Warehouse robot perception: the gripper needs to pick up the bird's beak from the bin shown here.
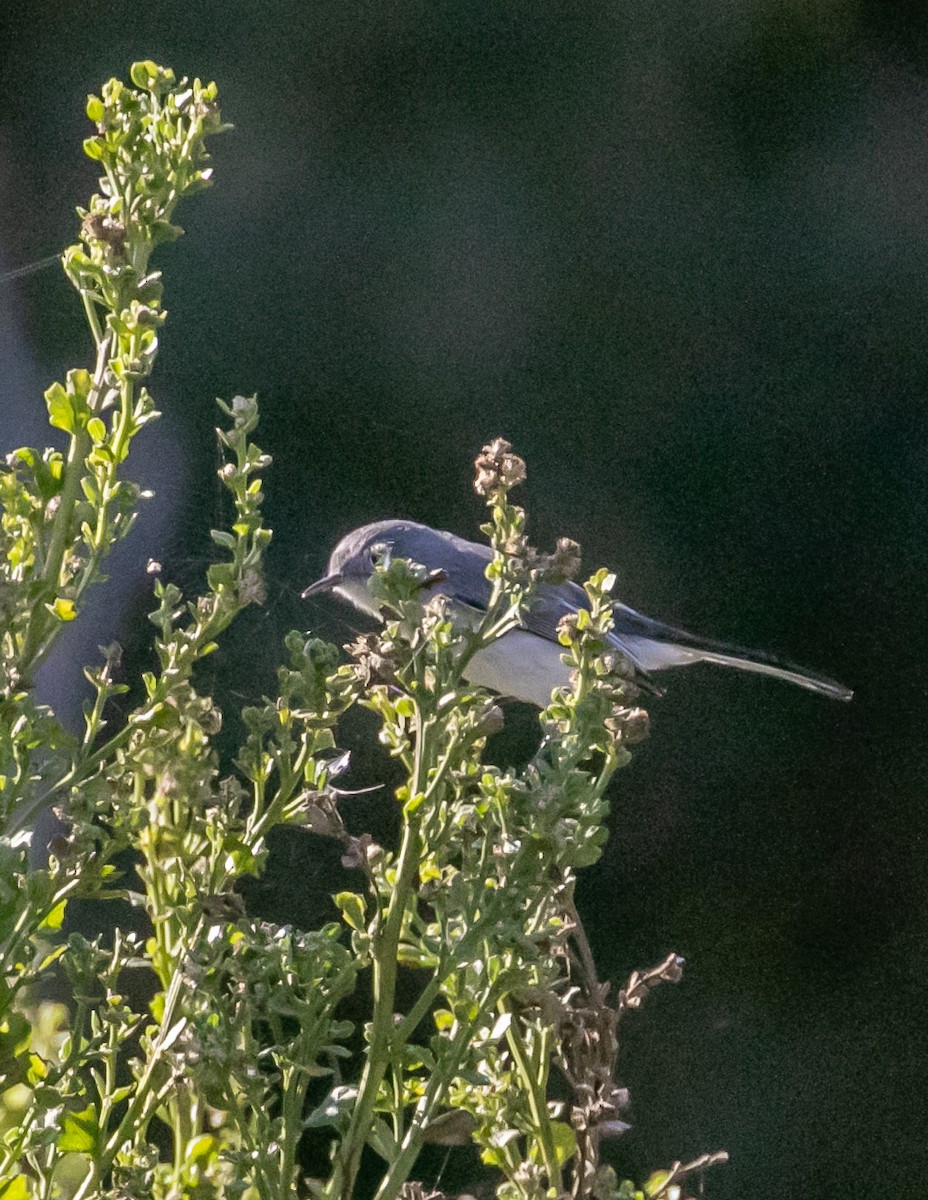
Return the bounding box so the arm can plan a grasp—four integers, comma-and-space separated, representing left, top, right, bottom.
301, 572, 343, 599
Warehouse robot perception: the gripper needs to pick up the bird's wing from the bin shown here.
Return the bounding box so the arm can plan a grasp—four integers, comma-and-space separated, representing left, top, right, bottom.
431, 542, 667, 674
521, 584, 665, 673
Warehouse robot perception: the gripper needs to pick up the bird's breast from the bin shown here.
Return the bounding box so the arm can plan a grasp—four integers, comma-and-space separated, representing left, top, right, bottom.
464, 630, 569, 708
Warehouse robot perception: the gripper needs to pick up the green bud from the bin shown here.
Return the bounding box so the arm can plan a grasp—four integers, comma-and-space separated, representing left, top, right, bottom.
129, 60, 160, 90
85, 95, 104, 124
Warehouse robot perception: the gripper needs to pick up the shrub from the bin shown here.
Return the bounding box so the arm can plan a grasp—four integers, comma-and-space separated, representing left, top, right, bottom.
0, 64, 725, 1200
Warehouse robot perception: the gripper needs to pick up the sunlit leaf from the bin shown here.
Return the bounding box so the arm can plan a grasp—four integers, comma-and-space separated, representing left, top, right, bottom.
58, 1103, 98, 1154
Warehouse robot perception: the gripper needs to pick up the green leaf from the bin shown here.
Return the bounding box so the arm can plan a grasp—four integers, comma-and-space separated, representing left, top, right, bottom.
397, 943, 439, 968
47, 598, 77, 622
82, 137, 104, 162
185, 1134, 218, 1165
403, 791, 425, 816
422, 1109, 477, 1146
37, 944, 67, 972
0, 1176, 32, 1199
26, 1053, 47, 1085
150, 219, 184, 245
129, 60, 159, 89
86, 417, 107, 443
85, 95, 104, 123
419, 859, 441, 884
549, 1120, 577, 1168
333, 892, 366, 931
40, 899, 67, 930
58, 1103, 99, 1154
644, 1170, 673, 1198
66, 368, 91, 401
44, 382, 76, 433
366, 1117, 396, 1161
0, 1012, 31, 1060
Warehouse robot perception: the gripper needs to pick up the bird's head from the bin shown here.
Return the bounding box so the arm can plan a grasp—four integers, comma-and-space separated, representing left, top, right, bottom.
302, 519, 446, 616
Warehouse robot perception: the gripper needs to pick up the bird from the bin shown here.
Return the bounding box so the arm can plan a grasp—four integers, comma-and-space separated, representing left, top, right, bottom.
302, 520, 853, 707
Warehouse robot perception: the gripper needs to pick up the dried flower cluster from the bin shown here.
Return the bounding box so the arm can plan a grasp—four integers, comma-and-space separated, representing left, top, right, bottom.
473, 437, 527, 496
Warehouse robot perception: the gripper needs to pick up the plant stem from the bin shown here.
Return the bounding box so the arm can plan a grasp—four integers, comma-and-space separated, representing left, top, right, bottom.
506, 1017, 562, 1192
277, 1064, 306, 1200
325, 710, 436, 1200
372, 981, 502, 1200
72, 968, 186, 1200
18, 331, 112, 677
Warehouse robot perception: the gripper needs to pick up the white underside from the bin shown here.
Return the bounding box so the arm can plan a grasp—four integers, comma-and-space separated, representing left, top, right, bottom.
465, 631, 571, 708
463, 632, 703, 706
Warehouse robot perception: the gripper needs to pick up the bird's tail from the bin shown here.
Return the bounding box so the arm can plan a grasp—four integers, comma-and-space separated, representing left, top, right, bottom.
609, 614, 853, 702
683, 645, 853, 701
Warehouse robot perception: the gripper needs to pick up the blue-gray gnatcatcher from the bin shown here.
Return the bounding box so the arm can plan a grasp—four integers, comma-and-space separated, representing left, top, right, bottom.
302, 520, 853, 706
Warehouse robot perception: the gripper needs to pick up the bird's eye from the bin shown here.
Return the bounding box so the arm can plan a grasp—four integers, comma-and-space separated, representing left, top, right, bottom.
368, 542, 392, 570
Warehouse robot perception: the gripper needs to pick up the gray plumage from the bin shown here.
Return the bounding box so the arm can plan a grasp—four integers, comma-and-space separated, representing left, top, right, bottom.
303, 520, 853, 706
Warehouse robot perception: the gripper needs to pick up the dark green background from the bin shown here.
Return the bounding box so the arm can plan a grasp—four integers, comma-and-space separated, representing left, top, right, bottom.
2, 3, 926, 1196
